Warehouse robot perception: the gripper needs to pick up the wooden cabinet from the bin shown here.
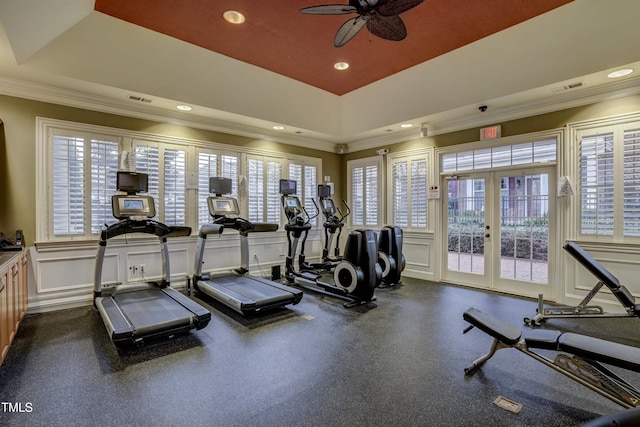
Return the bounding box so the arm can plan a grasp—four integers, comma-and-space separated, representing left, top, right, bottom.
0, 249, 28, 366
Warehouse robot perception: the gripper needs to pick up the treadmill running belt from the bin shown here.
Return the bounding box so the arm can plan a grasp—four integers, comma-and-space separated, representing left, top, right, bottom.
114, 289, 194, 335
208, 275, 295, 305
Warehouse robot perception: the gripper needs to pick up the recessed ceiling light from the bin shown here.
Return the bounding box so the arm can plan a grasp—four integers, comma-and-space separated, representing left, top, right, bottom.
334, 62, 349, 71
223, 10, 245, 24
273, 125, 285, 130
176, 105, 192, 111
400, 123, 413, 128
607, 68, 634, 78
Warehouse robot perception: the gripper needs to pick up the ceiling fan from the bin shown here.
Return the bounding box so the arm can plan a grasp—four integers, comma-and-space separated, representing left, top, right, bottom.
300, 0, 425, 47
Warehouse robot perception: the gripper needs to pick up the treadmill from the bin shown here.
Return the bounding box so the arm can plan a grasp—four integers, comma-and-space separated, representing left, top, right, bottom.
94, 171, 211, 348
192, 177, 302, 316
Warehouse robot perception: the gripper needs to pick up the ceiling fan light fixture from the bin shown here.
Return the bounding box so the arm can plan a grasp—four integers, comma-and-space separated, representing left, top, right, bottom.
223, 10, 246, 24
607, 68, 634, 78
334, 62, 349, 70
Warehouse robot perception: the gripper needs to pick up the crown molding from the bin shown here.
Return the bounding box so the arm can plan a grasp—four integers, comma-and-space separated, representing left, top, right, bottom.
2, 74, 640, 155
0, 76, 338, 153
347, 75, 640, 153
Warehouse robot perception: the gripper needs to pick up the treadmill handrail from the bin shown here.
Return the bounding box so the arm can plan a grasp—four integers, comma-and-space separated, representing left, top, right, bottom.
100, 219, 172, 241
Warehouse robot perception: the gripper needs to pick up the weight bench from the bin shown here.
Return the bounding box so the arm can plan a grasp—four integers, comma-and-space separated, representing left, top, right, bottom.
524, 242, 640, 325
463, 307, 640, 409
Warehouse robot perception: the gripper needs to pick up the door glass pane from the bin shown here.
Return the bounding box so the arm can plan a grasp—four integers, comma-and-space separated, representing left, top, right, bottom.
499, 174, 549, 283
447, 178, 485, 274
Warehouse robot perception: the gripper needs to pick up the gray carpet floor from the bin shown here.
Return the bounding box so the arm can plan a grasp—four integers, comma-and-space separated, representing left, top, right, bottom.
1, 278, 639, 426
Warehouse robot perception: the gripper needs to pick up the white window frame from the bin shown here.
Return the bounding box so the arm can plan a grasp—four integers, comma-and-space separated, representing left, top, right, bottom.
285, 157, 322, 227
133, 139, 188, 226
387, 149, 432, 232
36, 117, 322, 243
347, 156, 383, 229
568, 112, 640, 243
247, 154, 283, 225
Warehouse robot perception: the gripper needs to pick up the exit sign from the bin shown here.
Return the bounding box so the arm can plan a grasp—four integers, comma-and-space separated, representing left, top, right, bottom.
480, 125, 501, 140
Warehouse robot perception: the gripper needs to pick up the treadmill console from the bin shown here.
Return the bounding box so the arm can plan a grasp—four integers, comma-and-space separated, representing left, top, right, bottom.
208, 196, 240, 217
112, 171, 156, 220
112, 195, 155, 220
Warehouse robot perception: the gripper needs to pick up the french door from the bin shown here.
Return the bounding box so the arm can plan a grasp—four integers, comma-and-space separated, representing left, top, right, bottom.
444, 167, 555, 299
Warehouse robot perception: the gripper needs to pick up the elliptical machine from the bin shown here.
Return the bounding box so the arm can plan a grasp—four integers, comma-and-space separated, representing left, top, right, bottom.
280, 179, 380, 307
377, 225, 405, 287
314, 184, 350, 265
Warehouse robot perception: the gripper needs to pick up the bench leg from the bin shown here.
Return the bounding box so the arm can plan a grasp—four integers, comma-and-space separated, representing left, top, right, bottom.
465, 338, 511, 375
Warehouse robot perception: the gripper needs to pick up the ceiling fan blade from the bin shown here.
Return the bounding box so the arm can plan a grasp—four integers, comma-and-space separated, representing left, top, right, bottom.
334, 16, 367, 47
300, 5, 358, 15
366, 14, 407, 41
375, 0, 424, 17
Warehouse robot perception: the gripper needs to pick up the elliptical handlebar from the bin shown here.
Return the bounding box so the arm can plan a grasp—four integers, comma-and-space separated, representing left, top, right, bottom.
338, 200, 351, 221
304, 202, 319, 223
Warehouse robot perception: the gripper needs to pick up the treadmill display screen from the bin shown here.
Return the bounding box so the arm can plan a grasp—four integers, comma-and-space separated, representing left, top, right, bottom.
208, 196, 239, 216
124, 199, 144, 211
215, 200, 233, 212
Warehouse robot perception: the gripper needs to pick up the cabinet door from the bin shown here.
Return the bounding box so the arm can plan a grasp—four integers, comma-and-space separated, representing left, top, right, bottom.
11, 262, 19, 334
18, 254, 28, 320
0, 269, 8, 364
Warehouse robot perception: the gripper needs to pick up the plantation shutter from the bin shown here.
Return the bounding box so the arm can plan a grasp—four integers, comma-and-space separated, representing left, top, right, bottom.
198, 152, 217, 227
163, 148, 186, 225
411, 158, 427, 228
134, 144, 160, 219
288, 163, 317, 226
248, 158, 264, 223
90, 139, 119, 233
221, 154, 239, 198
351, 166, 364, 226
580, 132, 614, 236
52, 135, 85, 235
623, 127, 640, 236
304, 165, 317, 226
364, 165, 378, 226
248, 157, 282, 223
393, 161, 408, 227
266, 161, 282, 223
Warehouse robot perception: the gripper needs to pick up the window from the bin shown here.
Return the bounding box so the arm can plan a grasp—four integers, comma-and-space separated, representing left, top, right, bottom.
577, 120, 640, 240
288, 161, 318, 226
248, 155, 282, 224
390, 154, 428, 229
134, 141, 186, 225
442, 139, 556, 172
37, 118, 322, 243
197, 151, 217, 227
197, 151, 239, 228
348, 157, 382, 227
51, 130, 119, 239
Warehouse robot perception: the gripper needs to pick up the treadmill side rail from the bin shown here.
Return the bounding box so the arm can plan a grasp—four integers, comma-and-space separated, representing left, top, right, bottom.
163, 287, 212, 329
95, 296, 134, 343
